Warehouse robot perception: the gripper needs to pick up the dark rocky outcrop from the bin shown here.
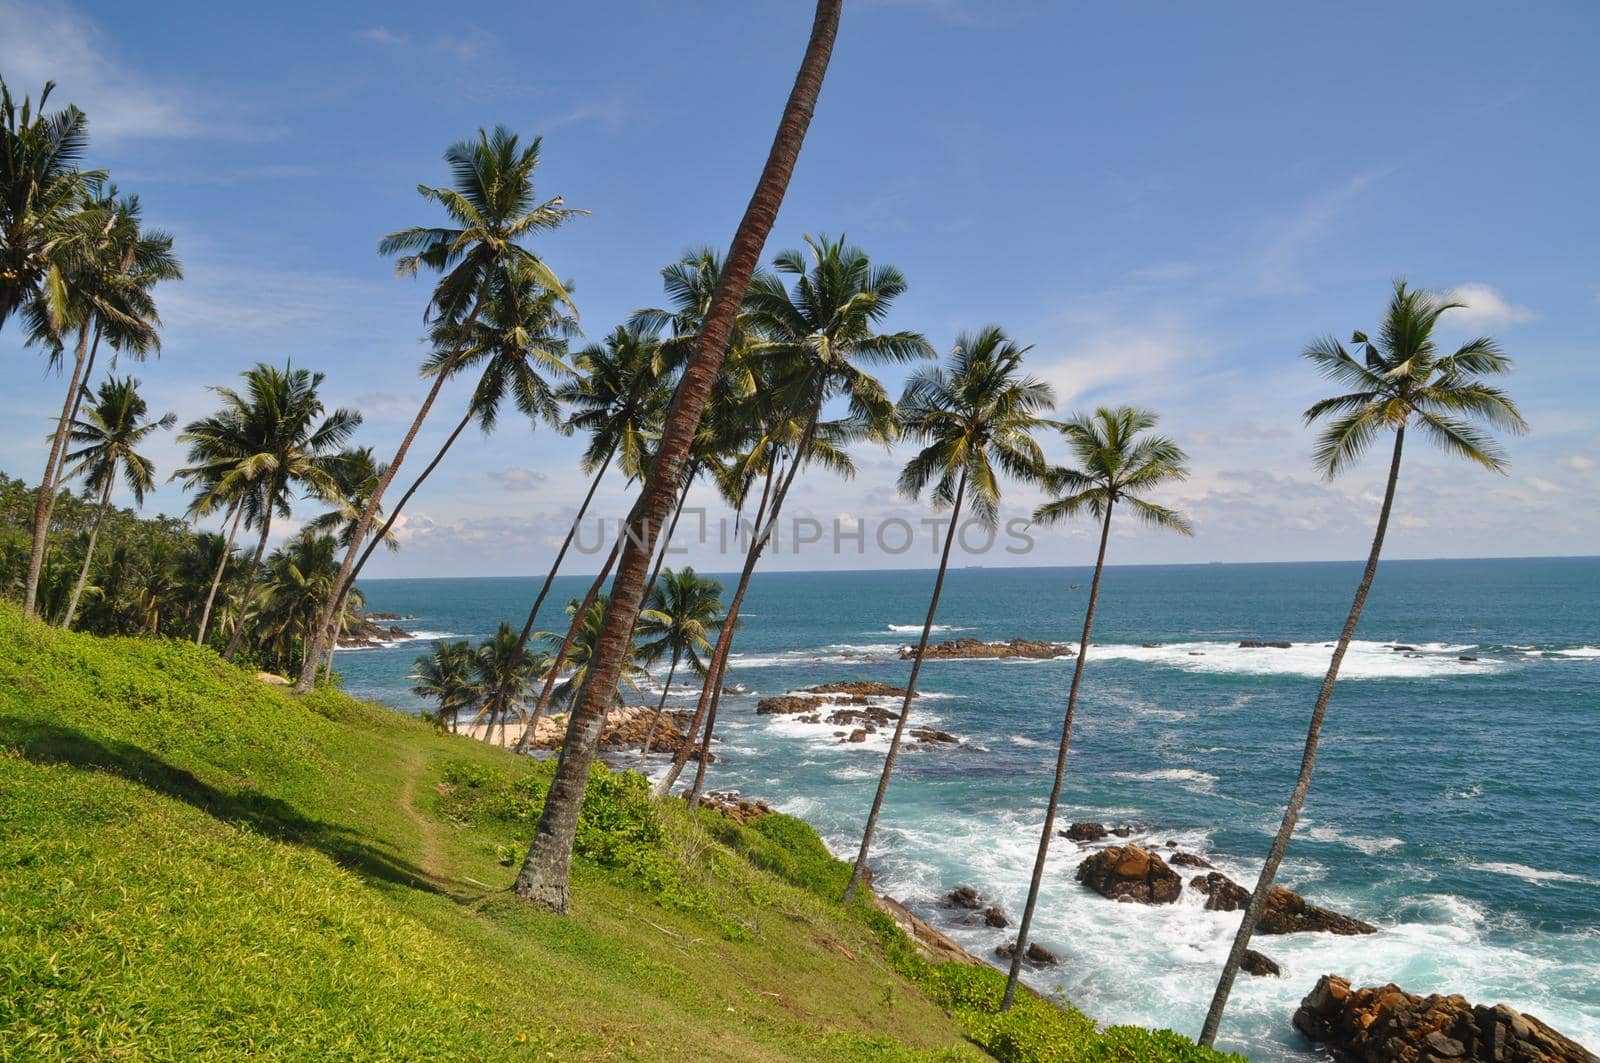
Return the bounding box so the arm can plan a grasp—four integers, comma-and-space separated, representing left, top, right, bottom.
336, 610, 415, 648
911, 728, 958, 745
846, 729, 868, 743
1241, 949, 1281, 977
947, 885, 983, 910
698, 791, 773, 825
806, 681, 911, 699
1239, 639, 1293, 649
756, 695, 816, 715
996, 940, 1058, 965
1293, 974, 1598, 1062
1169, 851, 1214, 869
905, 637, 1075, 661
1062, 821, 1108, 842
1076, 845, 1183, 904
1189, 873, 1376, 935
984, 906, 1009, 928
826, 707, 896, 728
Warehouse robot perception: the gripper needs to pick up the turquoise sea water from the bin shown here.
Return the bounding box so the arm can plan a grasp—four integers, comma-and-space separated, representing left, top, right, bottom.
340, 557, 1600, 1061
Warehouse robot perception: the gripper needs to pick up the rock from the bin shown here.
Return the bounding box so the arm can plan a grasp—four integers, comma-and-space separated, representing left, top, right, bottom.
906, 637, 1075, 661
1293, 974, 1598, 1062
1076, 845, 1183, 905
995, 940, 1059, 965
1141, 642, 1161, 648
1062, 821, 1108, 842
1392, 644, 1418, 652
1241, 949, 1280, 977
1239, 640, 1293, 649
335, 608, 414, 648
806, 681, 912, 698
1169, 851, 1214, 869
1459, 655, 1479, 662
1111, 825, 1134, 838
984, 906, 1009, 928
698, 790, 773, 825
1189, 873, 1376, 935
256, 671, 290, 685
911, 728, 958, 745
756, 695, 816, 715
826, 707, 896, 728
947, 886, 983, 910
846, 729, 868, 743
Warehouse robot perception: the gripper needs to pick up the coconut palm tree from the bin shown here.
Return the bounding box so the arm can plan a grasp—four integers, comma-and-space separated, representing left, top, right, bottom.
1001, 406, 1193, 1010
0, 78, 104, 331
177, 362, 360, 661
511, 0, 843, 913
1197, 282, 1527, 1045
541, 594, 651, 716
636, 567, 724, 764
307, 448, 397, 552
411, 640, 479, 733
295, 126, 583, 693
57, 376, 175, 628
253, 532, 361, 675
843, 327, 1055, 903
21, 187, 179, 616
470, 621, 548, 745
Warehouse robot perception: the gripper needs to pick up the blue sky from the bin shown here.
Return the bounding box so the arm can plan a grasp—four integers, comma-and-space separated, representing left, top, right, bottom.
3, 0, 1596, 575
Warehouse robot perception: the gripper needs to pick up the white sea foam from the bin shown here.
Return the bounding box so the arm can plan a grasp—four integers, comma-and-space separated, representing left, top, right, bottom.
1470, 862, 1600, 886
886, 623, 967, 633
1088, 639, 1503, 680
1111, 768, 1218, 795
1302, 826, 1405, 854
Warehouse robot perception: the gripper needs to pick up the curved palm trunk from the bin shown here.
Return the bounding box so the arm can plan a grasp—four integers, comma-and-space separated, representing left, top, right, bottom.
223, 510, 275, 661
61, 472, 115, 629
511, 0, 840, 913
1198, 426, 1405, 1046
1001, 501, 1115, 1011
637, 648, 682, 766
24, 320, 92, 616
841, 470, 967, 902
195, 503, 244, 646
643, 461, 697, 603
653, 457, 779, 798
509, 529, 623, 751
295, 303, 486, 694
488, 449, 615, 727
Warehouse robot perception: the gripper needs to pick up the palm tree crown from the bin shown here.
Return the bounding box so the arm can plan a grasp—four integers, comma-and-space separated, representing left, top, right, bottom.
636, 567, 724, 677
897, 326, 1056, 526
1034, 406, 1193, 533
63, 376, 175, 505
1303, 280, 1528, 478
559, 322, 672, 480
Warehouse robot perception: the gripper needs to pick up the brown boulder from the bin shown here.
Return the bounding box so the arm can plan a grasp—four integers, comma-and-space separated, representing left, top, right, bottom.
911, 728, 958, 745
1076, 845, 1182, 904
1189, 873, 1376, 935
907, 637, 1075, 661
806, 681, 911, 698
846, 729, 868, 743
1062, 821, 1108, 842
1239, 639, 1293, 649
1241, 949, 1280, 977
947, 885, 983, 909
984, 906, 1009, 928
756, 695, 816, 715
1170, 851, 1214, 869
698, 790, 773, 825
995, 940, 1059, 965
1293, 974, 1597, 1062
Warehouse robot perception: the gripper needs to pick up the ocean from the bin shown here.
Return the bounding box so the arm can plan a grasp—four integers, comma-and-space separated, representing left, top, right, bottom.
337, 556, 1600, 1061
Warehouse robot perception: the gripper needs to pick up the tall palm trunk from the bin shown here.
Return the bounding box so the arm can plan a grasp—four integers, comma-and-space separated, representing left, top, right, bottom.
638, 647, 682, 765
643, 461, 697, 602
294, 302, 486, 693
509, 528, 624, 747
487, 449, 615, 727
60, 471, 115, 629
1198, 426, 1406, 1046
1002, 501, 1115, 1010
24, 320, 92, 616
223, 508, 275, 661
842, 470, 967, 901
511, 0, 840, 913
196, 503, 244, 646
654, 457, 779, 798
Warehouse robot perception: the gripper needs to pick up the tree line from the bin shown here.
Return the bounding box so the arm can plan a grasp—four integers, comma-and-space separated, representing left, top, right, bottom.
0, 2, 1527, 1044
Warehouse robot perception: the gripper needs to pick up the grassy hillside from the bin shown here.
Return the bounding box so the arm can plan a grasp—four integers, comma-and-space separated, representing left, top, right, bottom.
0, 604, 1238, 1062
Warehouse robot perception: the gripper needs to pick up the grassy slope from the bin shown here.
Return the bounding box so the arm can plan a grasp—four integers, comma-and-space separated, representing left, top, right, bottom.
0, 605, 1237, 1062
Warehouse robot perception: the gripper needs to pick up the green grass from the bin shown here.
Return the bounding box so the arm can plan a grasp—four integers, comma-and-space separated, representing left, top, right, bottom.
0, 604, 1240, 1061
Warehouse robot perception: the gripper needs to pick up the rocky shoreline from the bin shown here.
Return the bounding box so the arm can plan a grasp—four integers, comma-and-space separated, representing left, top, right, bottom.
755, 680, 961, 747
337, 609, 418, 649
901, 636, 1075, 660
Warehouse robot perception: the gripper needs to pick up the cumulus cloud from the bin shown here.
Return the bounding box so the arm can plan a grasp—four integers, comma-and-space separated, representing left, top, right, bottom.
1444, 284, 1535, 327
487, 468, 549, 493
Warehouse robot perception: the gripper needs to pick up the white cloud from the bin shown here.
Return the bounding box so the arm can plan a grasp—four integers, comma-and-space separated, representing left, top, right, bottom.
1562, 454, 1594, 472
1444, 284, 1535, 327
358, 26, 407, 46
487, 468, 549, 493
0, 0, 280, 141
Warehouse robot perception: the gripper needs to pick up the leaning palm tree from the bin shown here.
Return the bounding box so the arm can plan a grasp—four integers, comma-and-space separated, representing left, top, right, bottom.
512, 0, 843, 913
253, 532, 360, 675
177, 362, 360, 660
21, 187, 179, 616
0, 78, 104, 330
636, 567, 724, 764
57, 376, 175, 628
1197, 281, 1527, 1046
411, 640, 479, 733
843, 327, 1055, 902
295, 126, 583, 693
1001, 406, 1193, 1010
541, 594, 651, 717
470, 621, 548, 745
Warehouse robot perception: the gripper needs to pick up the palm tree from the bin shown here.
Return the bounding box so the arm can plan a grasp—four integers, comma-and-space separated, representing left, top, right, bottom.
511, 0, 843, 913
21, 187, 179, 616
0, 78, 104, 330
471, 622, 548, 745
253, 532, 361, 675
1197, 282, 1527, 1045
636, 567, 724, 764
177, 362, 360, 661
657, 234, 932, 801
307, 448, 396, 552
541, 594, 650, 716
843, 328, 1055, 902
57, 376, 175, 628
411, 640, 479, 733
1001, 406, 1193, 1009
295, 127, 583, 693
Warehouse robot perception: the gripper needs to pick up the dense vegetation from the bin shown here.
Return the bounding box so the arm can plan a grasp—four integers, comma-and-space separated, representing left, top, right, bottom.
0, 603, 1242, 1061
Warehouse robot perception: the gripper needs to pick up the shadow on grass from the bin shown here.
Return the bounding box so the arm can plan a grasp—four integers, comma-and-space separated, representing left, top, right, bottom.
3, 715, 444, 896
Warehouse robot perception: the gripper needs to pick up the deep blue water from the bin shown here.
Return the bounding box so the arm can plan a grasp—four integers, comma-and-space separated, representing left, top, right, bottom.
339, 557, 1600, 1060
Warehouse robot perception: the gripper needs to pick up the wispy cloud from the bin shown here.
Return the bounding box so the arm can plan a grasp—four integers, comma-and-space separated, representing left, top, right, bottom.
550, 90, 629, 131
487, 468, 549, 493
1444, 283, 1535, 327
357, 26, 407, 46
0, 0, 283, 141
